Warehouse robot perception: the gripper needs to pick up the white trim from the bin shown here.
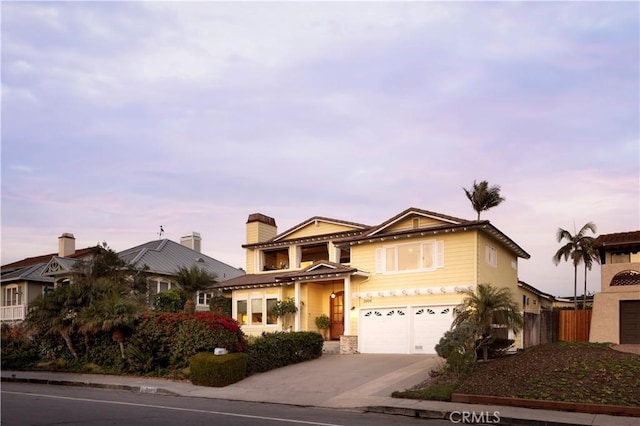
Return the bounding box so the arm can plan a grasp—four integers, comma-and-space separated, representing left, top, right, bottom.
353, 284, 472, 299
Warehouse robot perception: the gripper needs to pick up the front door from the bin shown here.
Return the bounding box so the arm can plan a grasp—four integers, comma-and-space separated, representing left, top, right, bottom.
330, 291, 344, 340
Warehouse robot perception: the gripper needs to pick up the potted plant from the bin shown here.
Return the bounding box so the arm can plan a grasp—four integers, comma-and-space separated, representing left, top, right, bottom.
270, 298, 299, 331
315, 314, 331, 340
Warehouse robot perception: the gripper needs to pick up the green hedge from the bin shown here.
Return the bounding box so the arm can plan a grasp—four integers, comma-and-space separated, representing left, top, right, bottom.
190, 352, 247, 387
1, 324, 39, 370
247, 331, 323, 374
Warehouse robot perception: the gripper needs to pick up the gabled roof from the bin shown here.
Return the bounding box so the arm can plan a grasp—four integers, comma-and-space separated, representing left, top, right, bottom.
341, 213, 530, 259
243, 216, 370, 249
273, 216, 370, 242
365, 207, 470, 237
593, 231, 640, 251
42, 256, 81, 277
118, 239, 244, 281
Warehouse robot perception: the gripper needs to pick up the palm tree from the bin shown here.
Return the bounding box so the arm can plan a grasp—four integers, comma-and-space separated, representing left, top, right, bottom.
579, 237, 599, 308
552, 222, 597, 310
173, 265, 217, 313
79, 292, 144, 358
452, 283, 524, 361
463, 180, 505, 220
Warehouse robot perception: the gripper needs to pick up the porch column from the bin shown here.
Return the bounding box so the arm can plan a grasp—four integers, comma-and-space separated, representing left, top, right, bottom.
294, 281, 301, 331
343, 275, 351, 335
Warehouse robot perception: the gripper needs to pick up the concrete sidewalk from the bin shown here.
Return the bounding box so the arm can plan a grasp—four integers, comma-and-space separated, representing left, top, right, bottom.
2, 354, 638, 426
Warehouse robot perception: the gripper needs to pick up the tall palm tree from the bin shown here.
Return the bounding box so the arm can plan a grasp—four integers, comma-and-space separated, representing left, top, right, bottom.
174, 265, 217, 313
452, 283, 523, 361
552, 222, 597, 310
579, 237, 599, 308
463, 180, 506, 220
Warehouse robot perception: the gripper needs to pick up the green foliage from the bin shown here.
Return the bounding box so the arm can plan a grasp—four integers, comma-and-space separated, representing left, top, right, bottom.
435, 323, 479, 379
209, 295, 232, 317
132, 312, 247, 372
270, 298, 298, 317
314, 314, 331, 330
392, 383, 456, 401
1, 324, 39, 370
452, 283, 523, 361
463, 180, 505, 220
173, 265, 217, 306
190, 352, 248, 387
153, 288, 186, 313
247, 331, 323, 374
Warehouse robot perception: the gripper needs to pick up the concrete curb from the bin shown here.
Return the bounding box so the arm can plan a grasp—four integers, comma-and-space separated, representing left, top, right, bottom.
1, 376, 179, 396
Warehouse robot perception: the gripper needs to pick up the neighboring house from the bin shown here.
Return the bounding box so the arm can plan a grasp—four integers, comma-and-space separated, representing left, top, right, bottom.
590, 230, 640, 344
2, 232, 245, 322
1, 233, 95, 323
117, 233, 245, 310
518, 280, 556, 348
217, 208, 531, 354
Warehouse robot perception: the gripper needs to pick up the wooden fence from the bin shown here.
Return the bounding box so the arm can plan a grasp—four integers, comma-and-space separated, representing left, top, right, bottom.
558, 309, 592, 342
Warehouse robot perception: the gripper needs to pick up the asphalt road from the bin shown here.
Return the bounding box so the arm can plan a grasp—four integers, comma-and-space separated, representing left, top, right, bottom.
1, 382, 453, 426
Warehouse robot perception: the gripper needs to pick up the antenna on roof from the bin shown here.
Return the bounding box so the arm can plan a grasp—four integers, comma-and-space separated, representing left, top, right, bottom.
159, 226, 165, 239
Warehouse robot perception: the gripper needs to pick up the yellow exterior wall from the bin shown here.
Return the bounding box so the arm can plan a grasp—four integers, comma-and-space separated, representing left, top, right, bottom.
282, 221, 360, 240
476, 233, 519, 293
384, 215, 449, 233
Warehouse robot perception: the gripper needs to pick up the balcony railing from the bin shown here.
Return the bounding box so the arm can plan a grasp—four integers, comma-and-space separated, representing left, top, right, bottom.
1, 305, 26, 322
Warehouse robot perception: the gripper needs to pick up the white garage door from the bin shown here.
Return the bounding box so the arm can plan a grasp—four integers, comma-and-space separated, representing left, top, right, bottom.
359, 305, 455, 354
412, 306, 455, 354
359, 308, 408, 353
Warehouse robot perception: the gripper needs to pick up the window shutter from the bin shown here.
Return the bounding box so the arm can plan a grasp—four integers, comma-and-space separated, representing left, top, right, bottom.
375, 248, 384, 273
436, 240, 445, 268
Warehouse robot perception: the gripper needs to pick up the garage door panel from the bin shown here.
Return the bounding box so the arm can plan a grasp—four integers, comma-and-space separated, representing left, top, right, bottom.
359, 308, 408, 353
412, 306, 455, 354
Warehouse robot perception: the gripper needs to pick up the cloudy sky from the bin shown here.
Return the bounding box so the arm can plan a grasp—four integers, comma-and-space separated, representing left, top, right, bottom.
2, 2, 638, 296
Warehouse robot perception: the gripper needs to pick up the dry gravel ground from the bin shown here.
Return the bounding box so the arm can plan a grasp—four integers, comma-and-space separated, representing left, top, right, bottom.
454, 342, 640, 407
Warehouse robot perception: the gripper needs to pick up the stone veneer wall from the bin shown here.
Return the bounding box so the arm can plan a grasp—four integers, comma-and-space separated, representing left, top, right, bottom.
340, 335, 358, 354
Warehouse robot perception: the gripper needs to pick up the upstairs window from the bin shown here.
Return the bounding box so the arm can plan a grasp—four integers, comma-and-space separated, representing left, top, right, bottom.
485, 245, 498, 268
376, 240, 444, 273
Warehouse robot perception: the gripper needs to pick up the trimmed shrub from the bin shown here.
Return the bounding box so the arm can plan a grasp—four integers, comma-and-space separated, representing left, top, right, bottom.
247, 331, 323, 374
209, 295, 232, 317
190, 352, 248, 387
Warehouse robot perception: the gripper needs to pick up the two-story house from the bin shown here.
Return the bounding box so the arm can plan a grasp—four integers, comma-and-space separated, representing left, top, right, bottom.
217, 207, 531, 354
590, 230, 640, 344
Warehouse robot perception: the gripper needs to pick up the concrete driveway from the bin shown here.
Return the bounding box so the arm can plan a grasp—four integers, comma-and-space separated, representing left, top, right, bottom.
183, 353, 444, 408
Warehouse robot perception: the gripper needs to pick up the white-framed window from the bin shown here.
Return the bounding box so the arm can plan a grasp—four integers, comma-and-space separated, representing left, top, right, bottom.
485, 245, 497, 268
375, 240, 444, 273
197, 291, 213, 306
4, 286, 21, 306
234, 291, 279, 326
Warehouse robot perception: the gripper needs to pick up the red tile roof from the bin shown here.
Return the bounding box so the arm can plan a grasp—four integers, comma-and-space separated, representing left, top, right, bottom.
593, 231, 640, 250
1, 247, 96, 271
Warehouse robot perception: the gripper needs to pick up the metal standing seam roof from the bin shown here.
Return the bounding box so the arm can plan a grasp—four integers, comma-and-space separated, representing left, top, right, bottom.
0, 262, 53, 284
118, 239, 245, 281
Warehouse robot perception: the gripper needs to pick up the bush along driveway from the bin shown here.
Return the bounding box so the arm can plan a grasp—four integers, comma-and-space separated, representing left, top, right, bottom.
395, 342, 640, 415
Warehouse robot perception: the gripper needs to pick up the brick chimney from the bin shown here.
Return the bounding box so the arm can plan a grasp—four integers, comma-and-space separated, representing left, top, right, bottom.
58, 233, 76, 257
246, 213, 277, 244
180, 232, 202, 252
